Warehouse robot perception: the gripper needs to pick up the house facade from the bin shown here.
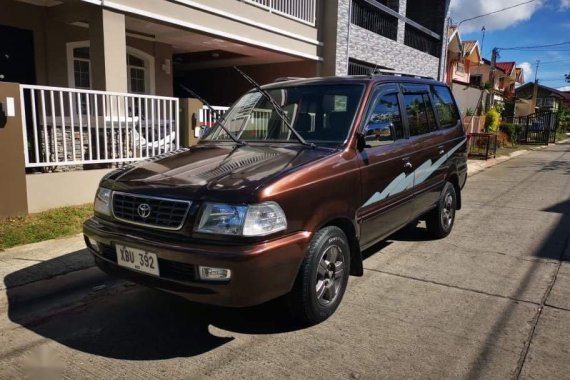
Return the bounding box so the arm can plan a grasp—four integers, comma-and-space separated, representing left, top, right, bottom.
332, 0, 451, 79
2, 0, 451, 103
0, 0, 452, 219
1, 0, 323, 105
515, 83, 565, 117
444, 27, 481, 87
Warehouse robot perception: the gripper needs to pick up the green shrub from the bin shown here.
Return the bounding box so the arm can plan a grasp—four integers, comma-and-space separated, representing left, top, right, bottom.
484, 108, 500, 133
499, 123, 523, 146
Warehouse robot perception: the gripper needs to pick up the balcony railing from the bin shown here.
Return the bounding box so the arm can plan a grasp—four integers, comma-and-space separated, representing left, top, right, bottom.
351, 0, 398, 41
404, 24, 440, 57
242, 0, 316, 25
20, 85, 179, 169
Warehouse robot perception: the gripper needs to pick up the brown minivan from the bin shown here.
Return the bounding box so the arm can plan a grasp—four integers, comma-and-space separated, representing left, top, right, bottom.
84, 71, 467, 324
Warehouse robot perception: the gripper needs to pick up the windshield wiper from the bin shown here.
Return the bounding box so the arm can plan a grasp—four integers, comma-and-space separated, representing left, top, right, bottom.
178, 84, 246, 146
233, 66, 315, 148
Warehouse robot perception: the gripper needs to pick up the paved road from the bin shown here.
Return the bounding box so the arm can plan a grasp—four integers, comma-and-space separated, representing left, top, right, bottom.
1, 143, 570, 380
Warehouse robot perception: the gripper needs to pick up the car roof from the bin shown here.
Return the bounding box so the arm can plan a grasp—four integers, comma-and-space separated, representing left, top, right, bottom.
261, 74, 445, 90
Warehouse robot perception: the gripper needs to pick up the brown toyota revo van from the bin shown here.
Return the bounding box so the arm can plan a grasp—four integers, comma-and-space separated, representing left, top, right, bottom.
84, 71, 468, 324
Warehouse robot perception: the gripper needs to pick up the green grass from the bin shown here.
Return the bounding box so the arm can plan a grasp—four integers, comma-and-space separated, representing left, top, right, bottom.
0, 204, 93, 250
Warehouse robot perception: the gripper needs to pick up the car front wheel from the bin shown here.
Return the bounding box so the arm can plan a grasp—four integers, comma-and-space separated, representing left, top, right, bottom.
288, 226, 350, 325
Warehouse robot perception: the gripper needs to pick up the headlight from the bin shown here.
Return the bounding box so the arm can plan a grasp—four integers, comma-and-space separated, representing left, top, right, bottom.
94, 187, 112, 216
196, 202, 287, 236
242, 202, 287, 236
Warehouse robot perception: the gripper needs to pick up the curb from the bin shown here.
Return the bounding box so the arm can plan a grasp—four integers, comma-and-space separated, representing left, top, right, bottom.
467, 139, 567, 177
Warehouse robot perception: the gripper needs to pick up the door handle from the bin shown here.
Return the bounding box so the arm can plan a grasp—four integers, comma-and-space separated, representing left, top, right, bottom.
438, 146, 445, 155
403, 161, 413, 170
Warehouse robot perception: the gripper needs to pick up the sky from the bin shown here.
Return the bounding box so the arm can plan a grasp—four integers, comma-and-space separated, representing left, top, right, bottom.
449, 0, 570, 90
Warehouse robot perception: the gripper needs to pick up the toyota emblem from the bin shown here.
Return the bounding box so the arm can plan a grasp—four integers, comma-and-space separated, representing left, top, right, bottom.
137, 203, 151, 218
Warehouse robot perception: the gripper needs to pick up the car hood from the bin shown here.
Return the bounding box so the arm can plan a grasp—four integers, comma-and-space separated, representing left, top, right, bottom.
105, 144, 334, 202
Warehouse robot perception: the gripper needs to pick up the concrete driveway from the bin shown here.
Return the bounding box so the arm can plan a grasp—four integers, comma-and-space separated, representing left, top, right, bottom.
1, 142, 569, 379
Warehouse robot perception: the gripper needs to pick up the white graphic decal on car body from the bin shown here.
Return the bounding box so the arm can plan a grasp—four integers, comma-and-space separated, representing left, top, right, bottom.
363, 139, 466, 207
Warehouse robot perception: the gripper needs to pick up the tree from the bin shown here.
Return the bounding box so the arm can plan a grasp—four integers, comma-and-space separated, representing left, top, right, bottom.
566, 73, 570, 83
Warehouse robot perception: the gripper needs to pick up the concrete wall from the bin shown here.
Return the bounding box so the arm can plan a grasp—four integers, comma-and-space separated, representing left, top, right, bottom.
452, 82, 485, 115
26, 169, 113, 213
0, 82, 28, 219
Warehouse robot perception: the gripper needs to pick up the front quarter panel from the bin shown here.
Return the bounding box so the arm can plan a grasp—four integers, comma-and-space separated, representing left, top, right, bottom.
256, 149, 360, 237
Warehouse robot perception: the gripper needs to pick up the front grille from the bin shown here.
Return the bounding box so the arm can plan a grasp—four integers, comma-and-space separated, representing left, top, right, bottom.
112, 192, 191, 230
98, 243, 197, 282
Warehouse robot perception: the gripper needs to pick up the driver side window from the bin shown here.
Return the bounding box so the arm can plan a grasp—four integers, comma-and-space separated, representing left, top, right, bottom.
364, 93, 404, 147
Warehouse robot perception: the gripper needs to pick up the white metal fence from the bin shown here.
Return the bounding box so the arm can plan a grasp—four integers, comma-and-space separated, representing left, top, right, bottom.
199, 106, 297, 139
20, 85, 179, 169
199, 106, 229, 128
242, 0, 316, 25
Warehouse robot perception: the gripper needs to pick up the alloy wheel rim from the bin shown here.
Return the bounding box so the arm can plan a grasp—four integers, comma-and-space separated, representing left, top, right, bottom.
315, 245, 345, 307
441, 192, 454, 229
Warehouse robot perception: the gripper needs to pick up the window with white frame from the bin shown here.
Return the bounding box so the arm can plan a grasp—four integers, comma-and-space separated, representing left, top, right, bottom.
66, 42, 155, 94
127, 53, 146, 94
71, 46, 91, 89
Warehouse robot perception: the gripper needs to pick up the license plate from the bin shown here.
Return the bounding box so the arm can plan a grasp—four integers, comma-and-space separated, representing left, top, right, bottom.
116, 244, 159, 277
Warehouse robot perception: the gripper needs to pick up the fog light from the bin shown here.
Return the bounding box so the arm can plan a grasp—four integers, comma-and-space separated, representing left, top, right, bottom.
198, 266, 231, 281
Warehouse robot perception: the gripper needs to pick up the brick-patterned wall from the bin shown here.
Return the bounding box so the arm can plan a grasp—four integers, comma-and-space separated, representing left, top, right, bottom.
335, 0, 351, 76
349, 25, 440, 78
335, 0, 442, 79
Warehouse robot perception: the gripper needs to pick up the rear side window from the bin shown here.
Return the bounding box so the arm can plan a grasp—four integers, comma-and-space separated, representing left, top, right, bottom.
432, 86, 460, 129
403, 93, 437, 136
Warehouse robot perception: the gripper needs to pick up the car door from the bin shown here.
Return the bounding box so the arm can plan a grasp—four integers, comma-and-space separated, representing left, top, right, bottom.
357, 84, 414, 248
399, 84, 447, 218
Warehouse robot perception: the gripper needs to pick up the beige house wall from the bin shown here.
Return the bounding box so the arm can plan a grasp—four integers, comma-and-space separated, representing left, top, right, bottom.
26, 169, 113, 213
0, 82, 28, 219
102, 0, 320, 60
1, 1, 174, 96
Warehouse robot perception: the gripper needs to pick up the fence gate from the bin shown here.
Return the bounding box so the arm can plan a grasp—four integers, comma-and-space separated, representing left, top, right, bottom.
511, 112, 558, 145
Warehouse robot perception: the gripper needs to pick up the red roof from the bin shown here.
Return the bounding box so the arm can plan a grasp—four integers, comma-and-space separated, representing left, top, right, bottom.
496, 62, 516, 75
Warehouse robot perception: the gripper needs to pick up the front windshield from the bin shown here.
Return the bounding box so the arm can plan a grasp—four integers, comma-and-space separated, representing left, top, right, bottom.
202, 84, 364, 144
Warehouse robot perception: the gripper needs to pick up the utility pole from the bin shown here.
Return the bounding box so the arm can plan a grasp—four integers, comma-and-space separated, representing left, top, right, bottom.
486, 47, 499, 112
532, 60, 540, 113
534, 60, 540, 82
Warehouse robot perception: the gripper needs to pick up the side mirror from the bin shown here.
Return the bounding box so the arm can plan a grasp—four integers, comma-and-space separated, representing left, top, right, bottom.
364, 122, 394, 141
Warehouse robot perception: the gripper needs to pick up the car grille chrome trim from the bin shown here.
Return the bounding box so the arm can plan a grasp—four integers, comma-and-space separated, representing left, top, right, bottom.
111, 191, 192, 231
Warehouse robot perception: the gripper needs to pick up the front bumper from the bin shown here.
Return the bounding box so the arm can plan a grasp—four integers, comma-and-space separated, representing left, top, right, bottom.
83, 217, 311, 307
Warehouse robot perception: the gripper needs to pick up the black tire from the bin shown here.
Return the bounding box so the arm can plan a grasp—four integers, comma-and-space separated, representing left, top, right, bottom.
288, 226, 350, 325
426, 181, 457, 239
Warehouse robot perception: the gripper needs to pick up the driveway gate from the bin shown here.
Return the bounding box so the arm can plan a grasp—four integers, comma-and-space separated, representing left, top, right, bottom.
510, 112, 558, 145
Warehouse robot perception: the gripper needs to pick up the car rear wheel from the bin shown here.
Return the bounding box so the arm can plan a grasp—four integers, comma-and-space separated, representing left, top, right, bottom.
426, 181, 457, 239
288, 226, 350, 325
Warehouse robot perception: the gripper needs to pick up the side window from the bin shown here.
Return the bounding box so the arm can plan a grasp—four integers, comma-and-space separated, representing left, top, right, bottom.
432, 85, 460, 129
403, 92, 437, 136
363, 93, 404, 146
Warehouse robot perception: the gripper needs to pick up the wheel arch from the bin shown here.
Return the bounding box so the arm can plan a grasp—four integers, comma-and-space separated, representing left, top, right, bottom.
446, 169, 462, 210
321, 217, 363, 277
